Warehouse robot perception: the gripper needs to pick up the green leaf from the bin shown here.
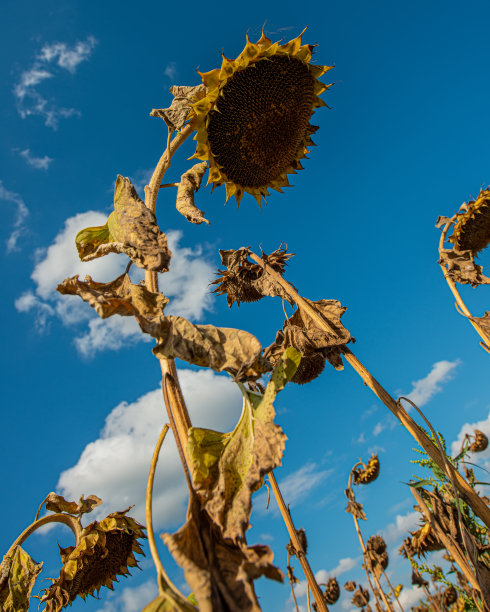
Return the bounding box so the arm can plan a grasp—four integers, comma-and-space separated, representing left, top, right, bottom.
187, 349, 300, 540
0, 546, 43, 612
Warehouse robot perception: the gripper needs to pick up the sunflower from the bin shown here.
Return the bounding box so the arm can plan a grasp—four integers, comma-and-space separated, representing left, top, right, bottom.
188, 30, 333, 205
450, 187, 490, 254
39, 510, 146, 611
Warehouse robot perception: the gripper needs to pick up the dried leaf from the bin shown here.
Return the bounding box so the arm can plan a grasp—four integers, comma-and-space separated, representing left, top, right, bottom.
152, 317, 270, 381
76, 494, 102, 515
142, 589, 196, 611
345, 499, 367, 521
57, 273, 169, 322
57, 274, 268, 381
45, 493, 79, 515
0, 546, 42, 612
75, 175, 172, 272
162, 497, 283, 612
188, 348, 300, 540
176, 162, 209, 225
471, 312, 490, 337
212, 247, 295, 307
439, 248, 490, 286
151, 85, 207, 131
435, 215, 452, 229
265, 297, 352, 381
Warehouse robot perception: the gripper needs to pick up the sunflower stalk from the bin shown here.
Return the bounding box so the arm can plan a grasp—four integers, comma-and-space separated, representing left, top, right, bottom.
268, 472, 329, 612
247, 250, 490, 530
346, 466, 394, 612
438, 214, 490, 352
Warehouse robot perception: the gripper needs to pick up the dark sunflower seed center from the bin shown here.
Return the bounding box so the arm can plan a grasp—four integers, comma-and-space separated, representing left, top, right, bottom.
206, 55, 315, 188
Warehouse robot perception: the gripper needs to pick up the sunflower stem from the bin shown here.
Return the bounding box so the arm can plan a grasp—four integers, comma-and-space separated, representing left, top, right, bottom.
4, 513, 82, 561
146, 423, 192, 605
438, 215, 490, 352
267, 472, 329, 612
248, 250, 490, 530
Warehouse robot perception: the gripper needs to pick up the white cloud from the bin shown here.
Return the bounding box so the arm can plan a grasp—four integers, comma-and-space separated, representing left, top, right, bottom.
16, 211, 215, 356
373, 421, 386, 436
0, 180, 29, 252
164, 62, 177, 80
19, 148, 53, 170
293, 558, 360, 601
57, 369, 243, 528
13, 37, 96, 128
255, 463, 332, 515
402, 360, 460, 407
95, 579, 158, 612
382, 510, 419, 544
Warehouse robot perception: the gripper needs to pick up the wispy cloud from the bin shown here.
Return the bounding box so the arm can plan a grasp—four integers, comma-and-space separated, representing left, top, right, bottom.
382, 510, 419, 544
95, 580, 158, 612
402, 360, 460, 407
18, 148, 53, 170
0, 180, 29, 252
15, 211, 215, 356
164, 61, 177, 80
13, 36, 97, 129
57, 371, 243, 527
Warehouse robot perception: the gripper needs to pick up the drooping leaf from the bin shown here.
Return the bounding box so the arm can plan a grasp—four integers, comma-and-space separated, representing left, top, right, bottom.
162, 497, 283, 612
438, 248, 490, 286
176, 162, 210, 225
265, 298, 352, 382
141, 588, 196, 611
212, 246, 295, 307
344, 488, 367, 521
0, 546, 42, 612
188, 348, 300, 540
57, 273, 169, 321
151, 317, 270, 381
57, 274, 269, 381
75, 175, 172, 272
150, 85, 206, 131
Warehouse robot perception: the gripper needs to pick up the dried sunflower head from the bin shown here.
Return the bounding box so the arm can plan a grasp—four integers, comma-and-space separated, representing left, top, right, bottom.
39, 509, 146, 611
323, 577, 340, 604
188, 30, 332, 205
353, 454, 380, 485
470, 429, 488, 453
365, 535, 388, 577
450, 188, 490, 254
344, 580, 357, 592
401, 522, 444, 558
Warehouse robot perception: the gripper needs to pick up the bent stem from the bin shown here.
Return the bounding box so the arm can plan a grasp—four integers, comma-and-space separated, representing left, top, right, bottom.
346, 469, 393, 612
438, 215, 490, 352
248, 251, 490, 530
5, 513, 82, 562
267, 472, 328, 612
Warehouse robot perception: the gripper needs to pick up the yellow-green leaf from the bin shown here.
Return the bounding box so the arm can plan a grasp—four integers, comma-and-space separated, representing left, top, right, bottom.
0, 546, 42, 612
188, 349, 300, 540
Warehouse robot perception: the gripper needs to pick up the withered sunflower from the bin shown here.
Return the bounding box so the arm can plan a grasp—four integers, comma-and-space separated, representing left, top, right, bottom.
450, 187, 490, 254
188, 30, 333, 205
40, 510, 146, 611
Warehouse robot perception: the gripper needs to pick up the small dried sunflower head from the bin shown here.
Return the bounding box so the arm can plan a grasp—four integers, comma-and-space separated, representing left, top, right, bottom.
401, 522, 444, 558
470, 429, 488, 453
323, 577, 340, 604
352, 454, 380, 485
188, 30, 333, 205
344, 580, 357, 592
450, 188, 490, 254
39, 510, 146, 611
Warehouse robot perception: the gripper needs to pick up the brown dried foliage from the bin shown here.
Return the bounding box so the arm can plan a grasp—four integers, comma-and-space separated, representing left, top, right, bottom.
212, 246, 294, 307
438, 247, 490, 286
176, 161, 210, 225
150, 84, 206, 131
351, 585, 370, 608
161, 497, 282, 612
365, 535, 388, 579
265, 297, 352, 383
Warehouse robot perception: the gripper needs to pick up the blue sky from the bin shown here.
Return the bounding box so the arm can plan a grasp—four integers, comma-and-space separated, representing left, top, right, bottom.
1, 1, 490, 610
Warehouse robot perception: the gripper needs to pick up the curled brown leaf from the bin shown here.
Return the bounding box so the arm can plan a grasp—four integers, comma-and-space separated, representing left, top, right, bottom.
151, 85, 206, 132
438, 248, 490, 287
176, 162, 210, 225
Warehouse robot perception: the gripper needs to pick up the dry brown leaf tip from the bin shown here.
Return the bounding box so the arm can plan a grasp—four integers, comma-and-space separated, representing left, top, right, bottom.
352, 454, 380, 485
150, 84, 207, 131
39, 510, 146, 611
211, 246, 294, 307
44, 493, 102, 516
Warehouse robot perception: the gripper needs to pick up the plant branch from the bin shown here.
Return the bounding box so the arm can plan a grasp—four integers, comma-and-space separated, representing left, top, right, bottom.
248, 250, 490, 530
438, 215, 490, 351
267, 472, 328, 612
